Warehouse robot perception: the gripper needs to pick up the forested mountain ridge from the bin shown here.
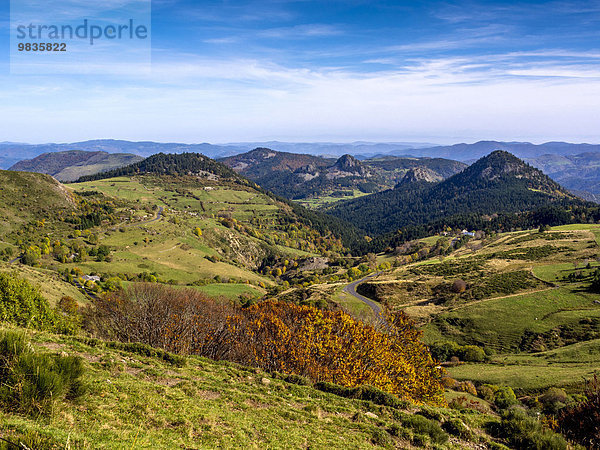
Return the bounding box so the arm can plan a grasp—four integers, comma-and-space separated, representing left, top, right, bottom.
526, 152, 600, 200
326, 151, 585, 237
220, 147, 335, 178
438, 150, 572, 196
77, 152, 243, 183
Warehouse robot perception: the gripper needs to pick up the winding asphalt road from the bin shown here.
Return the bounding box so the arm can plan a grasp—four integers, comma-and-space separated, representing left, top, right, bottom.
343, 271, 384, 320
136, 206, 164, 226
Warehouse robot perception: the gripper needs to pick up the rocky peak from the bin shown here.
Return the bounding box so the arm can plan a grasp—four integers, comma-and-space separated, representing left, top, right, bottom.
474, 150, 536, 181
399, 167, 442, 185
333, 154, 361, 171
248, 148, 278, 159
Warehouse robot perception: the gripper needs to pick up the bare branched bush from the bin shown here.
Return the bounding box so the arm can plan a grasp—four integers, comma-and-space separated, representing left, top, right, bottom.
89, 283, 235, 357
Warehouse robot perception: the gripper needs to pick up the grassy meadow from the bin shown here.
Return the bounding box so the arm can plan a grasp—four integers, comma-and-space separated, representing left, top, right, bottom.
0, 326, 504, 449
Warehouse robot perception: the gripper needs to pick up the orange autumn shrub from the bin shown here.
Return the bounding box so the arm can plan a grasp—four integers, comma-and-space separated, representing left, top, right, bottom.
225, 301, 445, 405
90, 284, 445, 406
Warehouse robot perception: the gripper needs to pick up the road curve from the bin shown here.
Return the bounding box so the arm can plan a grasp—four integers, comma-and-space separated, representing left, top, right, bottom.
138, 206, 164, 225
342, 271, 383, 317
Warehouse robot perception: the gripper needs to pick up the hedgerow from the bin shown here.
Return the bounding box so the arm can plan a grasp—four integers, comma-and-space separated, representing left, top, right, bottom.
90, 283, 446, 406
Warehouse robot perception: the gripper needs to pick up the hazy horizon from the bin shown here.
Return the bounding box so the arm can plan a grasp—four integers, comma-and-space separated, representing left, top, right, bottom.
4, 138, 600, 147
1, 1, 599, 143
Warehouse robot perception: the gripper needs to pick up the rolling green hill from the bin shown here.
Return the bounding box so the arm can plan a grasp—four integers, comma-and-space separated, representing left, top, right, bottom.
77, 152, 243, 183
9, 150, 144, 182
0, 170, 77, 242
0, 153, 364, 302
75, 151, 368, 252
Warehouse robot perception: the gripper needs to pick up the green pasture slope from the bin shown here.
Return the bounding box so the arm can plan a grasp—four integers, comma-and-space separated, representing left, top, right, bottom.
0, 326, 502, 449
66, 175, 331, 296
415, 225, 600, 392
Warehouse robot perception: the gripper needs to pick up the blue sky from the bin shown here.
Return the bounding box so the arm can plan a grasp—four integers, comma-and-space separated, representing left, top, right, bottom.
1, 0, 600, 144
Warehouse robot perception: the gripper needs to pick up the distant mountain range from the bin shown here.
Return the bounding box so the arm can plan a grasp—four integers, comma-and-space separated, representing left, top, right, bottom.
219, 148, 466, 200
2, 138, 600, 163
525, 153, 600, 201
0, 140, 441, 168
10, 151, 144, 182
3, 139, 600, 200
0, 140, 242, 168
220, 141, 438, 158
387, 141, 600, 161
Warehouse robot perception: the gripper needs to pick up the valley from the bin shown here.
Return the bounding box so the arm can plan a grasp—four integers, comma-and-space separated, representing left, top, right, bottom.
220, 148, 467, 206
1, 150, 599, 449
4, 1, 600, 447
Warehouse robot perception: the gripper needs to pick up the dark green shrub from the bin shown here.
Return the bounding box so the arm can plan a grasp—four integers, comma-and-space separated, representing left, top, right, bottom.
0, 273, 77, 334
0, 331, 86, 417
429, 341, 487, 362
494, 386, 518, 409
314, 381, 354, 398
0, 273, 78, 334
55, 354, 86, 399
411, 433, 430, 447
539, 387, 568, 414
402, 414, 448, 444
478, 384, 497, 402
104, 341, 186, 367
417, 407, 444, 422
371, 428, 393, 447
429, 341, 460, 362
387, 423, 403, 437
499, 408, 567, 450
355, 385, 407, 408
461, 345, 486, 362
591, 268, 600, 293
314, 382, 408, 409
443, 418, 473, 440
284, 373, 311, 386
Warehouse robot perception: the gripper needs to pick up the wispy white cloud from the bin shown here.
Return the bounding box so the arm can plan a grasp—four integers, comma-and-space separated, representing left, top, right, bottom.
203, 37, 239, 44
3, 46, 600, 144
259, 24, 343, 38
506, 67, 600, 79
2, 0, 600, 144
